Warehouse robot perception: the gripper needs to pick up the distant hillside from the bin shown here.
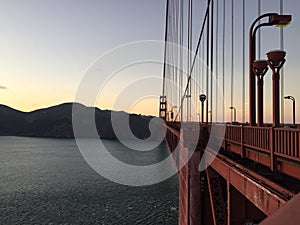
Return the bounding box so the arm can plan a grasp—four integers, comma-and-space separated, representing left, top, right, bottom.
0, 103, 155, 139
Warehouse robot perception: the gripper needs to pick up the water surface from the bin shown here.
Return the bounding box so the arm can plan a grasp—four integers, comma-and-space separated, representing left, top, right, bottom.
0, 136, 178, 224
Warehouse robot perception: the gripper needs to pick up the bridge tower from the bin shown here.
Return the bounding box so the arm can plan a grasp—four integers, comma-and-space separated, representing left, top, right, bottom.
159, 95, 167, 121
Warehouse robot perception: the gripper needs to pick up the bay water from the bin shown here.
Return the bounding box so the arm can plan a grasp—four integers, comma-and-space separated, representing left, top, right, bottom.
0, 136, 178, 224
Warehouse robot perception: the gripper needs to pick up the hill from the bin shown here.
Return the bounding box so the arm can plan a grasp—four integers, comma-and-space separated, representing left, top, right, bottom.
0, 103, 154, 139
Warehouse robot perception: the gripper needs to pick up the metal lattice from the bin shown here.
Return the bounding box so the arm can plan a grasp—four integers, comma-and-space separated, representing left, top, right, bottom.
206, 168, 227, 225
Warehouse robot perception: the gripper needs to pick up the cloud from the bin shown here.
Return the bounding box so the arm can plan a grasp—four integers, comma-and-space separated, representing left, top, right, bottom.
0, 85, 7, 90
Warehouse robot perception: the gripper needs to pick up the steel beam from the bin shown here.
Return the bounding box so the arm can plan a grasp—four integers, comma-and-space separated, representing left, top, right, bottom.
204, 148, 292, 216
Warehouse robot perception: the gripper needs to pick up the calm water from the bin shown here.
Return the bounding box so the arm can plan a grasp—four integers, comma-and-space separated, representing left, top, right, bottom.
0, 136, 178, 225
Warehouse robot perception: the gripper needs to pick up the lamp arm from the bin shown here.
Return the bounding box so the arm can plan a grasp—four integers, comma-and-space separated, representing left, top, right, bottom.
253, 22, 275, 38
250, 13, 278, 36
249, 13, 279, 59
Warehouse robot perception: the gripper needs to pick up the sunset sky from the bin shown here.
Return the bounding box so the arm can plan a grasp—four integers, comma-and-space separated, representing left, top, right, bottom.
0, 0, 300, 123
0, 0, 166, 116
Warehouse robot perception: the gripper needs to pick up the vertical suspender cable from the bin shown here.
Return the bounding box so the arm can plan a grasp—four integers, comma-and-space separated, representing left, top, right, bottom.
190, 0, 192, 121
174, 1, 179, 108
230, 0, 234, 121
210, 0, 214, 123
202, 0, 206, 95
187, 0, 192, 121
187, 0, 190, 219
242, 0, 245, 123
222, 0, 225, 121
172, 0, 178, 116
168, 0, 172, 118
215, 0, 219, 122
175, 0, 179, 115
187, 0, 190, 121
170, 0, 176, 119
206, 0, 210, 123
202, 25, 205, 94
170, 1, 174, 109
258, 0, 261, 59
280, 0, 284, 124
202, 33, 205, 94
179, 0, 183, 121
162, 0, 169, 97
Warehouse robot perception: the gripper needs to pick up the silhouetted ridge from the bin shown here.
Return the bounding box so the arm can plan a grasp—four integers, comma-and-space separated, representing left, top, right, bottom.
0, 103, 154, 139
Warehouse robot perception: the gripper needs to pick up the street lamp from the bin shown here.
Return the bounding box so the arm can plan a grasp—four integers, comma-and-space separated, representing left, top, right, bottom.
249, 13, 291, 126
284, 96, 296, 126
267, 50, 286, 126
199, 94, 206, 123
253, 60, 269, 126
229, 106, 237, 123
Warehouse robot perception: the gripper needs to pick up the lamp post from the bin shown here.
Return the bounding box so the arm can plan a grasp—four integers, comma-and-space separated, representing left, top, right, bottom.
199, 94, 206, 123
249, 13, 291, 126
253, 60, 269, 126
229, 106, 237, 123
267, 50, 286, 127
284, 96, 296, 126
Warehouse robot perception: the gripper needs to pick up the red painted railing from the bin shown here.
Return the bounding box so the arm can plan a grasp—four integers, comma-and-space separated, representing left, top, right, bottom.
243, 126, 270, 153
223, 124, 300, 179
225, 125, 242, 144
166, 121, 300, 179
223, 125, 300, 158
274, 127, 300, 161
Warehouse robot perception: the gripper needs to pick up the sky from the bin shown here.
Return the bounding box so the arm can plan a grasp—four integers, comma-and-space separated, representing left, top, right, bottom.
0, 0, 166, 116
177, 0, 300, 123
0, 0, 300, 123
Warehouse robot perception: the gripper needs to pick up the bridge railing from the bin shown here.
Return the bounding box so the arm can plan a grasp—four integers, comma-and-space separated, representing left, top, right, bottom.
221, 124, 300, 179
166, 122, 300, 160
165, 121, 300, 174
274, 127, 300, 162
243, 126, 270, 153
225, 125, 242, 145
223, 125, 300, 159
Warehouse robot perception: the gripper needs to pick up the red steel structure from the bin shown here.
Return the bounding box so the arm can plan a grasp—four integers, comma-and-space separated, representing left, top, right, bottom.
159, 0, 298, 224
163, 122, 300, 224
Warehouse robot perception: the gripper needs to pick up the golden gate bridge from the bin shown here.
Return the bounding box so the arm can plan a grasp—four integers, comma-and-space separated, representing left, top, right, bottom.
159, 0, 300, 224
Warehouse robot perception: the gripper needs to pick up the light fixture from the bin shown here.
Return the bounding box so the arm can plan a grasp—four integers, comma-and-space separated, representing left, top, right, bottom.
199, 94, 206, 123
284, 96, 296, 126
269, 14, 292, 27
267, 50, 287, 126
229, 106, 237, 123
252, 60, 269, 126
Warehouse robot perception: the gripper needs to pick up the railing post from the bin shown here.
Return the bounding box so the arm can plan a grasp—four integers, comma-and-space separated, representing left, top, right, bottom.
270, 127, 276, 171
241, 125, 245, 158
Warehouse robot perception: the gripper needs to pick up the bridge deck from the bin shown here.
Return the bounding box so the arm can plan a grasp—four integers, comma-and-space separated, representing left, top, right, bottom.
165, 122, 300, 224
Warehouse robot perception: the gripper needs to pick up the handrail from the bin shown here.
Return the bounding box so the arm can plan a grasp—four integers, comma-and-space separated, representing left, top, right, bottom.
165, 122, 300, 177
